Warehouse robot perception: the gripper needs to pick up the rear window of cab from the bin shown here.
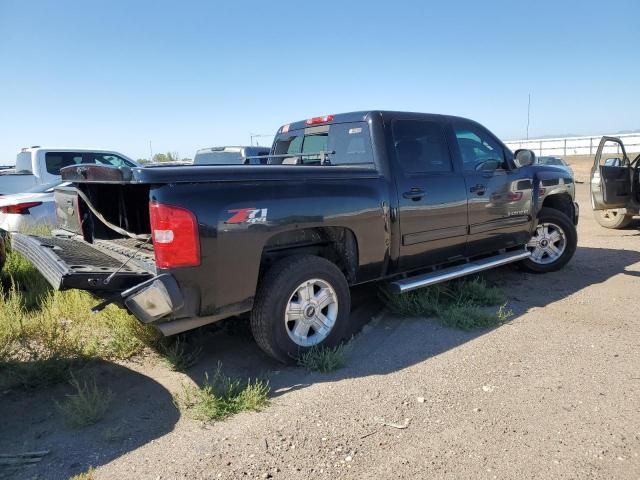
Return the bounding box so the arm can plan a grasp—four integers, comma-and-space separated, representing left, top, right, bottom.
271, 122, 374, 167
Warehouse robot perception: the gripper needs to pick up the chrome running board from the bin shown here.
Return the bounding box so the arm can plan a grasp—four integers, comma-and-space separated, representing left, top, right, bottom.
390, 250, 531, 294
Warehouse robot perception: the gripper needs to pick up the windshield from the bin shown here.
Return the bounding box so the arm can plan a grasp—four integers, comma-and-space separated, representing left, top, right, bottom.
194, 149, 244, 165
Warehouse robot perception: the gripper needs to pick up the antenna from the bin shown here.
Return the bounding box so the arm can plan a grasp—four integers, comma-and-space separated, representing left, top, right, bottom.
526, 93, 531, 140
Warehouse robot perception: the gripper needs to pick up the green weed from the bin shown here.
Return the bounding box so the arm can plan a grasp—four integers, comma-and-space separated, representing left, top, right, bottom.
176, 363, 269, 421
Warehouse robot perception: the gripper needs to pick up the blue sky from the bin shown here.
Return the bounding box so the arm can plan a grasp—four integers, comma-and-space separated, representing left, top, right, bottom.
1, 0, 638, 162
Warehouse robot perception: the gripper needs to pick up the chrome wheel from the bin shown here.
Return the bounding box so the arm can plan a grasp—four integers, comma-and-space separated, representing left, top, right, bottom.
285, 278, 338, 347
526, 222, 567, 265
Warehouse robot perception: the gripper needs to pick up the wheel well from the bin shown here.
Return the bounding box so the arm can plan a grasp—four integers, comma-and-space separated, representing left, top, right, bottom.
260, 227, 359, 283
542, 193, 574, 219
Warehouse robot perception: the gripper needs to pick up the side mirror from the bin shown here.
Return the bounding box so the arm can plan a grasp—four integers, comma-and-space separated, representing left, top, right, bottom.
514, 149, 535, 167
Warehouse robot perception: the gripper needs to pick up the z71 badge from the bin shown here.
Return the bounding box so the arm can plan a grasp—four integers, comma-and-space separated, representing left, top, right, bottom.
226, 208, 268, 224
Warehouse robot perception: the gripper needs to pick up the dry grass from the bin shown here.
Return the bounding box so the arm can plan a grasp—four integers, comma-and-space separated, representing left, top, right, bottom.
57, 374, 113, 428
0, 251, 163, 389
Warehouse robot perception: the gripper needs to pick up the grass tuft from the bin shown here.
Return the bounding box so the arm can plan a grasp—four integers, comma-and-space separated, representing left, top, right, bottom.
57, 374, 112, 428
382, 276, 511, 330
296, 344, 348, 372
159, 337, 202, 372
176, 363, 269, 421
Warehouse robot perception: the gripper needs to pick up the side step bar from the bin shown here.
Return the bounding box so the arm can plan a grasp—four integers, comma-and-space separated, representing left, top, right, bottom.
390, 250, 531, 294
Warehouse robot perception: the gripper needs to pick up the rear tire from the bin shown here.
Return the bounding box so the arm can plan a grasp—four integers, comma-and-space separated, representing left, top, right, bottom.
250, 255, 351, 364
520, 207, 577, 273
593, 209, 633, 229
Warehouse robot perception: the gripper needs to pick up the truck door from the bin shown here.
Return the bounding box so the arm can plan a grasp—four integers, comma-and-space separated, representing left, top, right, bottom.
452, 119, 534, 256
391, 119, 468, 271
590, 136, 633, 209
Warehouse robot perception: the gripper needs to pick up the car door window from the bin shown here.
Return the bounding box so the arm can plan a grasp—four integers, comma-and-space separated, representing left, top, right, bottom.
392, 120, 453, 173
454, 122, 505, 172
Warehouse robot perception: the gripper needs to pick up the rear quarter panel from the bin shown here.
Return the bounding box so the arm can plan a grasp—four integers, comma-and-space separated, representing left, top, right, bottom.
151, 171, 390, 318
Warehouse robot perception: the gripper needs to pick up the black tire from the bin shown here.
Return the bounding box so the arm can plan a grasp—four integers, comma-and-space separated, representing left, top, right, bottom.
593, 209, 633, 229
519, 207, 577, 273
250, 255, 351, 364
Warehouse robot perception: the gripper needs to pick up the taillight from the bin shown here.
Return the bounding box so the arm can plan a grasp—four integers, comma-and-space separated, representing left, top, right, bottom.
506, 192, 523, 202
305, 114, 334, 125
0, 201, 42, 214
149, 202, 200, 268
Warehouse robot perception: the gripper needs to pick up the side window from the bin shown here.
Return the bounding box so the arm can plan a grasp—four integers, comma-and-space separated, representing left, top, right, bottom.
453, 121, 505, 172
45, 152, 83, 175
392, 120, 453, 173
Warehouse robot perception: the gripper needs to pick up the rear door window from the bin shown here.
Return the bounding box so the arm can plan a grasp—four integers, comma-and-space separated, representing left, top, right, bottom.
272, 122, 374, 167
391, 120, 453, 173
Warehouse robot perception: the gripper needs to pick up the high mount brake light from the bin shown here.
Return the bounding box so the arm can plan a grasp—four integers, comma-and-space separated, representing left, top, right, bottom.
149, 202, 200, 268
0, 201, 42, 214
305, 115, 334, 125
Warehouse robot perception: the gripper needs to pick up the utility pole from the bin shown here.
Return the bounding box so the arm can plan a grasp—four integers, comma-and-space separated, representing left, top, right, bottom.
526, 93, 531, 140
149, 140, 153, 161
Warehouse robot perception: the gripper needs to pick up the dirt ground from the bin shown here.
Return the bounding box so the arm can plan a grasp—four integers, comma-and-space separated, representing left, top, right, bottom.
2, 183, 640, 480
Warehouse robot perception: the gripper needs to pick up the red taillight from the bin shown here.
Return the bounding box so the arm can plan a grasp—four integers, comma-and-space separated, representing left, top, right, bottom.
149, 202, 200, 268
305, 114, 334, 125
0, 201, 42, 214
506, 191, 523, 202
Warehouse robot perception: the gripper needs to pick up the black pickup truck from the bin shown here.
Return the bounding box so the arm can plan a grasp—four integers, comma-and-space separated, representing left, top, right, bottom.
11, 111, 578, 362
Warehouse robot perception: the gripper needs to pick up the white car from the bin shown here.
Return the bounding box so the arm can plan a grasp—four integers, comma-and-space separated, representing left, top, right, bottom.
0, 181, 63, 233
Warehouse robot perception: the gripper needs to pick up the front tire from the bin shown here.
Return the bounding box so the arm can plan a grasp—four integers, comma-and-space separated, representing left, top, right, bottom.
593, 209, 633, 229
520, 207, 577, 273
250, 255, 351, 364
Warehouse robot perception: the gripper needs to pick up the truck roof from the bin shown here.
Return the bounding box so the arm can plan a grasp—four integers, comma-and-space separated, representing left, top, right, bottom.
278, 110, 473, 133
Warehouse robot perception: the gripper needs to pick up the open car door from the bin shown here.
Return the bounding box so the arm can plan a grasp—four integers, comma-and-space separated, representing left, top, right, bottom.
590, 136, 633, 210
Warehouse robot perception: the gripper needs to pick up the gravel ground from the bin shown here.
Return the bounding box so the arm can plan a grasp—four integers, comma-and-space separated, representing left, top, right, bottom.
2, 183, 640, 479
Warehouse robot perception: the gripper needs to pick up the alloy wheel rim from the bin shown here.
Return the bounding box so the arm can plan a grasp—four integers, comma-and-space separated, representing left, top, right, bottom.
284, 278, 338, 347
526, 222, 567, 265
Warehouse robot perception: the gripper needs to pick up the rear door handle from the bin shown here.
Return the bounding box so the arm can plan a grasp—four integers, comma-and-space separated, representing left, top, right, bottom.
470, 184, 486, 195
403, 188, 425, 201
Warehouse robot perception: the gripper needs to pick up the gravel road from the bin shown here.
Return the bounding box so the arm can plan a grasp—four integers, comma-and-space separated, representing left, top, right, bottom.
2, 182, 639, 479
